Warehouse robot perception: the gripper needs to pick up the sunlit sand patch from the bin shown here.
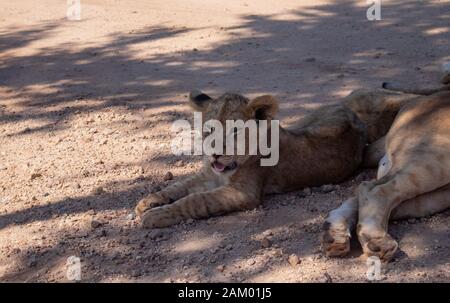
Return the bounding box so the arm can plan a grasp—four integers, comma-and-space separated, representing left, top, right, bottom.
172, 231, 224, 254
425, 27, 450, 35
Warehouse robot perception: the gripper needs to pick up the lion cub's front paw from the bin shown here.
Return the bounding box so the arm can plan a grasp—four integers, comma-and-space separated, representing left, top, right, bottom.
321, 221, 351, 257
135, 194, 170, 217
140, 207, 183, 229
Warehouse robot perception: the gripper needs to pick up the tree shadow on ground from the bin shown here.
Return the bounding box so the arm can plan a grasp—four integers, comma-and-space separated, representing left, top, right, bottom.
1, 0, 449, 132
1, 0, 449, 282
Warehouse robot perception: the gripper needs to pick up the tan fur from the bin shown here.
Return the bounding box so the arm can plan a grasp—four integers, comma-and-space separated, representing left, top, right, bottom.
323, 91, 450, 262
135, 89, 414, 228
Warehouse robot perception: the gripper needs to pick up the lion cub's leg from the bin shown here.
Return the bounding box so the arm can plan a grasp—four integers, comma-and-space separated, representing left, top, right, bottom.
322, 197, 358, 257
135, 171, 219, 217
140, 185, 261, 228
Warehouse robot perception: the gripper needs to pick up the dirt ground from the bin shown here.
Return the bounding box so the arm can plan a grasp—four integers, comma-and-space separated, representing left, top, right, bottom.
0, 0, 449, 282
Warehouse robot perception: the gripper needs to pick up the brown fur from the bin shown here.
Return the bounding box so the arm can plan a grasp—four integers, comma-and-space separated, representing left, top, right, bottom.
135, 89, 411, 228
322, 91, 450, 262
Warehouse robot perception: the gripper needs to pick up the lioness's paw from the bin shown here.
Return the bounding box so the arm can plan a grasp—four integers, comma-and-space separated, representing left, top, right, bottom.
140, 207, 182, 229
321, 221, 351, 257
135, 194, 169, 217
359, 233, 398, 262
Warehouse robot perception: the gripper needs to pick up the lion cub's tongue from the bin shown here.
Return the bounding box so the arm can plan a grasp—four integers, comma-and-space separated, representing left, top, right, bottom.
213, 162, 225, 172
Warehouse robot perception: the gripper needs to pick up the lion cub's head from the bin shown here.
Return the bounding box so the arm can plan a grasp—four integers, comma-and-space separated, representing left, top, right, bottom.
189, 90, 279, 176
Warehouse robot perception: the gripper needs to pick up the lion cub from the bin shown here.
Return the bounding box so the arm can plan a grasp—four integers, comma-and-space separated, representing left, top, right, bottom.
135, 91, 370, 228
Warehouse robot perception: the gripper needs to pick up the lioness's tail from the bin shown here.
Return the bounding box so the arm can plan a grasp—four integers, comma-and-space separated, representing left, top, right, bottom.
381, 82, 450, 95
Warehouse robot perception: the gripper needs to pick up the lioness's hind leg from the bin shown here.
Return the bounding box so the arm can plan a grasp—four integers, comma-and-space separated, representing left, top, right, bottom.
391, 183, 450, 220
322, 197, 358, 257
357, 164, 448, 262
356, 179, 399, 262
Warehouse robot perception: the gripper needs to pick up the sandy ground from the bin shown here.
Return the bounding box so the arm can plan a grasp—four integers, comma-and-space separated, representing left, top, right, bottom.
0, 0, 449, 282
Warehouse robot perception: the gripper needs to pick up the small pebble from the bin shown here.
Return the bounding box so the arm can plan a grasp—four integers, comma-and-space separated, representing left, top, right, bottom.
163, 172, 173, 181
147, 229, 165, 240
320, 184, 334, 193
92, 186, 105, 195
288, 254, 301, 267
261, 237, 271, 248
30, 173, 42, 180
91, 220, 102, 229
441, 74, 450, 84
216, 265, 226, 272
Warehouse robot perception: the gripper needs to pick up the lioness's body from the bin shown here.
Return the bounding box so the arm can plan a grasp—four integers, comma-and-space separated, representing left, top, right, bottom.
135, 89, 415, 228
323, 91, 450, 262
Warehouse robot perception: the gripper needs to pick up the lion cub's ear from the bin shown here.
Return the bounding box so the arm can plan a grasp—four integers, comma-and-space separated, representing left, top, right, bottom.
189, 89, 213, 112
246, 95, 279, 120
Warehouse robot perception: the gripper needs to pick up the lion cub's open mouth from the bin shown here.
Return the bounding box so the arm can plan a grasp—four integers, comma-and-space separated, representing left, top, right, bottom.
211, 161, 237, 173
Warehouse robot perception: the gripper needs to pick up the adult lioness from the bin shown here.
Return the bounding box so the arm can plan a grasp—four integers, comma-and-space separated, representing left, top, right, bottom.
135, 88, 420, 228
322, 90, 450, 262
